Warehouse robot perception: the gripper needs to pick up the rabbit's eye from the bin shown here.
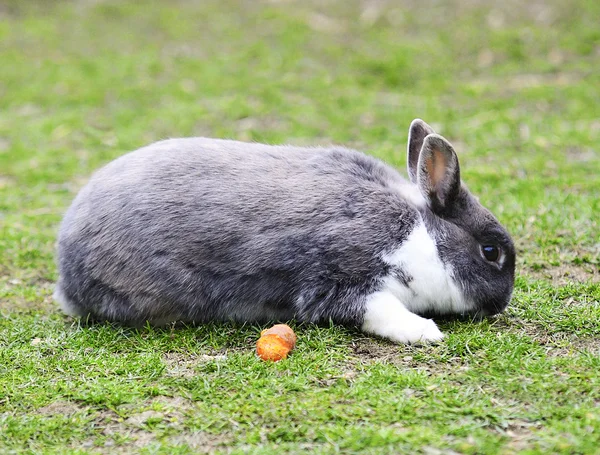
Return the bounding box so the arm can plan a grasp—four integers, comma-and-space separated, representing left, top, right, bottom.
481, 245, 500, 262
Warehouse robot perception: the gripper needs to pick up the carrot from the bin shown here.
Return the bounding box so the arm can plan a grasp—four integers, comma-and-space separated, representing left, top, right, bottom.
256, 324, 297, 361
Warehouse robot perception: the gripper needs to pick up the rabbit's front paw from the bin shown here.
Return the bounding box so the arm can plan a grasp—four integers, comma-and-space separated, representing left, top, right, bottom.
408, 318, 444, 344
362, 291, 445, 344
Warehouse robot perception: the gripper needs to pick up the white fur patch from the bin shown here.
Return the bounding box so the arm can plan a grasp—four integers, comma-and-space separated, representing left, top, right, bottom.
382, 222, 472, 315
361, 291, 444, 344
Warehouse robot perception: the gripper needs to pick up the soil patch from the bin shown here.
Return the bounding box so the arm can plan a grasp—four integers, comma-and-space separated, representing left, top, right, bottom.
348, 337, 453, 375
163, 352, 228, 378
350, 337, 402, 362
524, 261, 599, 285
37, 400, 86, 417
75, 396, 231, 453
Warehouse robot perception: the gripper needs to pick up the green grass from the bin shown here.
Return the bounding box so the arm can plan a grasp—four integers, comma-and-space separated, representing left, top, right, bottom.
1, 0, 599, 453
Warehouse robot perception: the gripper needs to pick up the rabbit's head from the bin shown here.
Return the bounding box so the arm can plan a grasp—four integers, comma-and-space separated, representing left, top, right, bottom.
407, 119, 516, 317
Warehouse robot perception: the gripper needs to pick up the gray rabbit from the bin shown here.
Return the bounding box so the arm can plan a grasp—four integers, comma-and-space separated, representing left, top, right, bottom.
54, 119, 515, 343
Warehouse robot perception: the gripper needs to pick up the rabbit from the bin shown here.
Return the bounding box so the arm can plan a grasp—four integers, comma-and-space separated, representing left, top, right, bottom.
54, 119, 515, 344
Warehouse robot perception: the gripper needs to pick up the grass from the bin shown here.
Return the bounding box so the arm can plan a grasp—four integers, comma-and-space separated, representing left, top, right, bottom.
0, 0, 599, 453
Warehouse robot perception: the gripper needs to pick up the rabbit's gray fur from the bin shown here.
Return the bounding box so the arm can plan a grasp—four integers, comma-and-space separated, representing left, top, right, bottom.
55, 120, 515, 343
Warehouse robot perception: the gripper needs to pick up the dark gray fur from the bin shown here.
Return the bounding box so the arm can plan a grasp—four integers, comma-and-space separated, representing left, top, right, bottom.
55, 122, 515, 328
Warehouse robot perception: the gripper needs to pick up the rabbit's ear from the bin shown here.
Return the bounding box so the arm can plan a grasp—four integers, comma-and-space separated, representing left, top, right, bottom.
407, 119, 435, 184
417, 134, 460, 214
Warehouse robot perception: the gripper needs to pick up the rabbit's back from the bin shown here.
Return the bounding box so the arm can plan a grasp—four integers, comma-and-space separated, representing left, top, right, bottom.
56, 138, 420, 325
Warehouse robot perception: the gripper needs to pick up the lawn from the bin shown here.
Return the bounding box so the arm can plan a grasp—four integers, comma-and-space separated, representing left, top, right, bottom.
0, 0, 599, 453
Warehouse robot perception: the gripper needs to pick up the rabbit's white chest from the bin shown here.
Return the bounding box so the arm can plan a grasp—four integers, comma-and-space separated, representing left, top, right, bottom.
381, 222, 472, 315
